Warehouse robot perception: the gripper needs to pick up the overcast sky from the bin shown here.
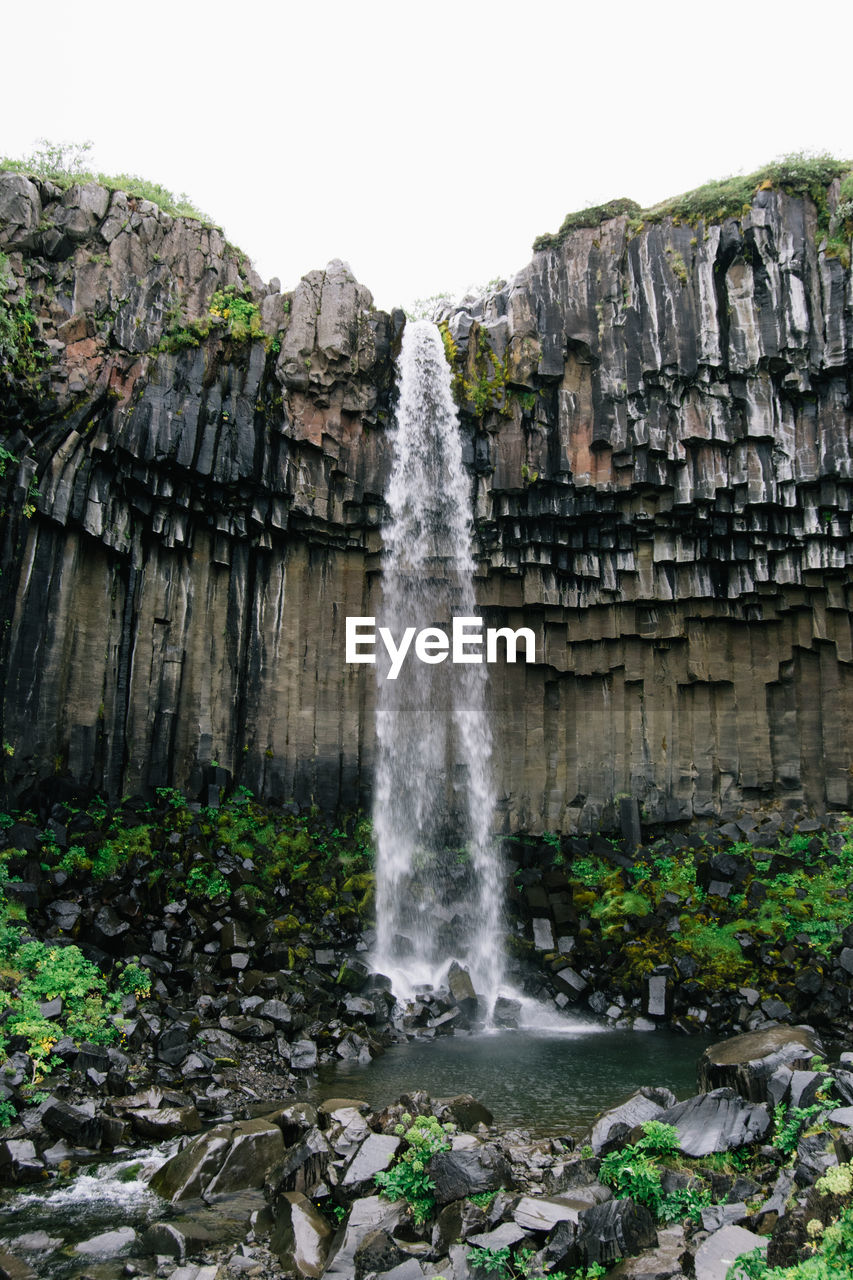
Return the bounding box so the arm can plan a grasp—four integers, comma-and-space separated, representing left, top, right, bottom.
3, 1, 851, 313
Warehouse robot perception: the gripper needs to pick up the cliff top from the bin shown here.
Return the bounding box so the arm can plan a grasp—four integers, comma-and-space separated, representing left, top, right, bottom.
533, 151, 853, 261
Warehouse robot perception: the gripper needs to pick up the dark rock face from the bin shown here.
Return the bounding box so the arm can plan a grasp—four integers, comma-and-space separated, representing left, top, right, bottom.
656, 1088, 772, 1156
2, 172, 853, 826
430, 1146, 513, 1205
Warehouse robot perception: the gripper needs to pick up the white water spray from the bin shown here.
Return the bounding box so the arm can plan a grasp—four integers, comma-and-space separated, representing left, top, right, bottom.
372, 321, 503, 1011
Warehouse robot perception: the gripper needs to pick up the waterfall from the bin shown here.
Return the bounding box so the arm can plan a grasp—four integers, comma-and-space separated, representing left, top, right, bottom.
372, 320, 503, 1012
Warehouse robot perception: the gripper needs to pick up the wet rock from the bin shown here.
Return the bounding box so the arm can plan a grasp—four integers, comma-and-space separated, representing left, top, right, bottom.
268, 1125, 332, 1197
447, 962, 478, 1017
219, 1015, 275, 1040
269, 1191, 334, 1277
158, 1025, 191, 1065
0, 1253, 38, 1280
0, 1139, 43, 1185
694, 1225, 767, 1280
324, 1195, 408, 1276
546, 1198, 658, 1270
141, 1213, 241, 1261
493, 997, 522, 1028
439, 1094, 495, 1131
151, 1118, 284, 1201
197, 1027, 244, 1058
590, 1087, 678, 1154
337, 958, 371, 992
291, 1040, 319, 1071
339, 1133, 401, 1198
41, 1097, 102, 1148
129, 1105, 201, 1139
353, 1228, 408, 1278
657, 1089, 771, 1156
698, 1027, 823, 1101
74, 1226, 136, 1254
430, 1146, 513, 1205
553, 966, 589, 1000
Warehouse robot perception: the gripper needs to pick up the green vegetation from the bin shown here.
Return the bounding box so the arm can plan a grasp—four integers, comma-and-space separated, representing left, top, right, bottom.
532, 197, 641, 250
440, 319, 509, 419
0, 250, 46, 384
560, 821, 853, 1006
534, 153, 853, 264
729, 1203, 853, 1279
465, 1244, 608, 1279
599, 1121, 711, 1224
0, 139, 209, 221
157, 285, 267, 354
208, 287, 264, 342
0, 879, 126, 1089
772, 1098, 837, 1160
0, 785, 375, 1118
375, 1112, 454, 1224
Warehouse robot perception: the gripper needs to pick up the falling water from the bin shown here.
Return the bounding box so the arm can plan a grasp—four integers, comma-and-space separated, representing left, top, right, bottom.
372, 321, 503, 1012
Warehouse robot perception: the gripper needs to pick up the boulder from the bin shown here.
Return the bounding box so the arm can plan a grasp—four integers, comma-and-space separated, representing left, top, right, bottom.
353, 1228, 408, 1278
657, 1090, 771, 1156
590, 1087, 678, 1154
694, 1225, 767, 1280
546, 1198, 658, 1270
339, 1133, 401, 1198
151, 1119, 284, 1201
129, 1105, 201, 1139
0, 1251, 37, 1280
74, 1226, 136, 1255
698, 1027, 823, 1101
268, 1126, 332, 1197
439, 1094, 494, 1131
607, 1223, 686, 1278
0, 1139, 44, 1185
430, 1146, 513, 1205
447, 962, 478, 1017
324, 1195, 408, 1276
41, 1097, 102, 1148
269, 1191, 334, 1277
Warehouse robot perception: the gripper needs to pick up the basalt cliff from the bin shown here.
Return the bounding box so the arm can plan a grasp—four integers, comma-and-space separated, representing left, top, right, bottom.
1, 169, 851, 830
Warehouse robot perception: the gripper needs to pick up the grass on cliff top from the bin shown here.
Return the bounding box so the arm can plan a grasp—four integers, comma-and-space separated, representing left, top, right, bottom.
0, 139, 211, 223
533, 151, 853, 250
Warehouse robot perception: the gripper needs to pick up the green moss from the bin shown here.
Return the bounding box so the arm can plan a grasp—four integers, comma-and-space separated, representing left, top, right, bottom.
533, 197, 641, 250
533, 152, 853, 250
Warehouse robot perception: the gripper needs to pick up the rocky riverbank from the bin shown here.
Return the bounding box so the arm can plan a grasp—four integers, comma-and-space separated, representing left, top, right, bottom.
2, 1024, 853, 1279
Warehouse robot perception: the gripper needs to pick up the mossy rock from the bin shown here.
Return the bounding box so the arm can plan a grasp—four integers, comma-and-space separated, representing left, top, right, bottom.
271, 914, 302, 936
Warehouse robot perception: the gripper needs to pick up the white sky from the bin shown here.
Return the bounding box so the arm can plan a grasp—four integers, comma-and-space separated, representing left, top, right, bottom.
2, 0, 851, 313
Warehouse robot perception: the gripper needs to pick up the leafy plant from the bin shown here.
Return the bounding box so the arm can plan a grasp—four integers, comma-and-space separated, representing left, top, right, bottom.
773, 1101, 837, 1159
728, 1203, 853, 1278
375, 1113, 454, 1224
208, 287, 264, 342
599, 1121, 710, 1224
186, 864, 230, 900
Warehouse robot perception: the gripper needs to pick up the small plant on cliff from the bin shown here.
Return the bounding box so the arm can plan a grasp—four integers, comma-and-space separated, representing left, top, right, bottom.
375, 1112, 454, 1224
0, 251, 46, 382
208, 287, 264, 342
